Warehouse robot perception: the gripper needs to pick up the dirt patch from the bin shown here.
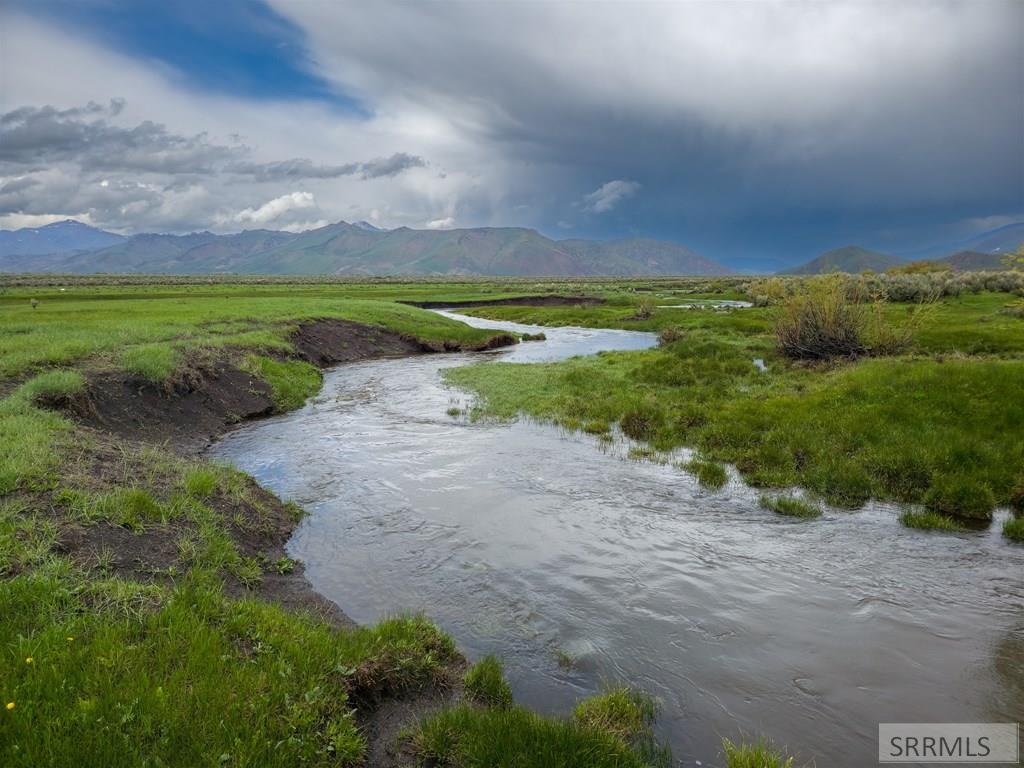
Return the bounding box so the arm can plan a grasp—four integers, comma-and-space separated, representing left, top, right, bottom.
401, 294, 604, 309
291, 318, 424, 367
77, 363, 274, 453
361, 684, 464, 767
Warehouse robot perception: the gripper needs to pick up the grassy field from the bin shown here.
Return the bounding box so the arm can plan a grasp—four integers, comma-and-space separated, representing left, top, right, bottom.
451, 283, 1024, 533
2, 279, 716, 766
10, 272, 1012, 763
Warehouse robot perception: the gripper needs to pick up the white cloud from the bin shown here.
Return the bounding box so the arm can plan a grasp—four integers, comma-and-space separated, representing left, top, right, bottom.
583, 180, 641, 214
234, 191, 316, 225
425, 216, 455, 229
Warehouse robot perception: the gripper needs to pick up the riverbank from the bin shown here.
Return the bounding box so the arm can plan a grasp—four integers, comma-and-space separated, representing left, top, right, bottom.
0, 282, 690, 766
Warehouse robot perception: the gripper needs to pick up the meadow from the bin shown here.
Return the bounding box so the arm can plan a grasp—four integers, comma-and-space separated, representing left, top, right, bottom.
7, 270, 1018, 764
3, 277, 770, 766
450, 275, 1024, 534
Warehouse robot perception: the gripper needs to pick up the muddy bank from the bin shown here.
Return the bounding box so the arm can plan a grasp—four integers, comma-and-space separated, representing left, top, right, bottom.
400, 294, 603, 309
62, 318, 512, 452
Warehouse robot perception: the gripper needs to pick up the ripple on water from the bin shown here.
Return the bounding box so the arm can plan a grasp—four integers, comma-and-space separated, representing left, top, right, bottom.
209, 311, 1024, 767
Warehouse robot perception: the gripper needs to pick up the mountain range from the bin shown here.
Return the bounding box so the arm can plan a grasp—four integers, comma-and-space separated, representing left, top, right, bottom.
779, 223, 1024, 275
0, 220, 731, 277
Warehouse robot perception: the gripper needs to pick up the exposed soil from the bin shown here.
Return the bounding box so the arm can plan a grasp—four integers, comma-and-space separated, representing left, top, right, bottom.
28, 316, 507, 763
401, 294, 604, 309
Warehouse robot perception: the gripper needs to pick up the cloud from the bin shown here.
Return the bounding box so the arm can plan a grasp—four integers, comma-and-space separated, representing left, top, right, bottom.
1, 3, 1021, 260
233, 191, 316, 225
583, 180, 641, 214
425, 216, 455, 230
227, 152, 425, 181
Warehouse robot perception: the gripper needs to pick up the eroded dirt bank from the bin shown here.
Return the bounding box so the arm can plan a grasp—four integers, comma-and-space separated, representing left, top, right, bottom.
33, 317, 515, 762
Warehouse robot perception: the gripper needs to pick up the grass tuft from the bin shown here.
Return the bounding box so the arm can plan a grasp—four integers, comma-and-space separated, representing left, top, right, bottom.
759, 494, 822, 519
572, 687, 658, 743
243, 355, 322, 412
899, 509, 966, 532
923, 476, 995, 522
1003, 515, 1024, 543
464, 655, 513, 708
722, 738, 794, 768
687, 458, 729, 490
122, 344, 179, 383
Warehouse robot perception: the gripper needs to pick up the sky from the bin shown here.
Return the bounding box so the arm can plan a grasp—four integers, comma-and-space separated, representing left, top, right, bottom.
0, 0, 1021, 270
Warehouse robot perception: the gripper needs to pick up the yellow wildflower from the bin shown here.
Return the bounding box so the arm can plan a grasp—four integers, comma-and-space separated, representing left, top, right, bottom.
67, 636, 74, 642
5, 702, 13, 711
25, 657, 33, 665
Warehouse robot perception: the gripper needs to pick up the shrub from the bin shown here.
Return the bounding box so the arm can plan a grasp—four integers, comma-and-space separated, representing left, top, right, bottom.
464, 655, 513, 708
520, 332, 547, 342
759, 494, 822, 519
633, 297, 655, 320
923, 476, 995, 522
657, 326, 686, 346
774, 276, 870, 359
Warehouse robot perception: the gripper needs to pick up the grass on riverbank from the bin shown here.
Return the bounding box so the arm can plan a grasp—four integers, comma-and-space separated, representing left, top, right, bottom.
0, 286, 513, 382
0, 281, 684, 764
448, 291, 1024, 524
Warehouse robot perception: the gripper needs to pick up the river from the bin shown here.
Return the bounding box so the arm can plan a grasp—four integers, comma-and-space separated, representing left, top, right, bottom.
209, 311, 1023, 767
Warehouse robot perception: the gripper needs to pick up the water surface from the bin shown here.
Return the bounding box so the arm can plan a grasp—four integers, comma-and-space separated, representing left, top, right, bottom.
210, 311, 1023, 766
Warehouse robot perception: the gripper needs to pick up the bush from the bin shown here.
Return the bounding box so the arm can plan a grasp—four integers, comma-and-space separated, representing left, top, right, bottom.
923, 476, 995, 522
774, 275, 918, 360
774, 277, 870, 359
464, 655, 513, 708
657, 326, 686, 346
620, 401, 662, 441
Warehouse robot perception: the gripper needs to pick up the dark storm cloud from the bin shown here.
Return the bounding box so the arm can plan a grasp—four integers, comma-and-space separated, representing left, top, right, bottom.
227, 152, 425, 180
272, 0, 1024, 262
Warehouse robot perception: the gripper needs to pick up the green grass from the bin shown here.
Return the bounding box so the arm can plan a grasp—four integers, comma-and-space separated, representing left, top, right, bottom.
410, 699, 669, 768
1003, 515, 1024, 543
922, 475, 996, 522
722, 738, 794, 768
572, 687, 659, 743
0, 285, 514, 381
121, 344, 180, 383
758, 494, 822, 519
449, 308, 1024, 518
899, 509, 967, 532
463, 655, 513, 708
686, 458, 729, 490
0, 567, 459, 767
243, 355, 322, 411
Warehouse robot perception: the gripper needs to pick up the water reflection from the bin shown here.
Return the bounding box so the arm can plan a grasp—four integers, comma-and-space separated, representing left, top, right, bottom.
210, 312, 1023, 766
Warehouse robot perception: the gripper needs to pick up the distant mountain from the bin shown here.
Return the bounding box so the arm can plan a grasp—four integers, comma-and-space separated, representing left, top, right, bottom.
899, 223, 1024, 262
937, 250, 1009, 271
779, 246, 903, 275
559, 238, 730, 276
0, 221, 732, 276
0, 219, 124, 258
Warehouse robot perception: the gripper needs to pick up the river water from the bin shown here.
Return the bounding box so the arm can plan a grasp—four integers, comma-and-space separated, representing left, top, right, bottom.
209, 311, 1024, 766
